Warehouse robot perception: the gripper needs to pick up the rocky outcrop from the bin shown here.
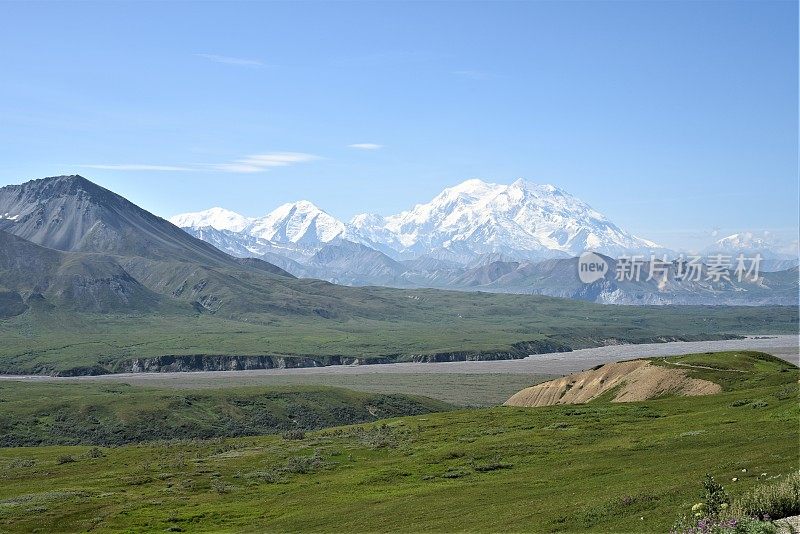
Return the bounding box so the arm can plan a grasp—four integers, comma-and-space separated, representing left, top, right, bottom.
113, 354, 389, 373
409, 339, 572, 363
504, 359, 722, 407
106, 340, 572, 374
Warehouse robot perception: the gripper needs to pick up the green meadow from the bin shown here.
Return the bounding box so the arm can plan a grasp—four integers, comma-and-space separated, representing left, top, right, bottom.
0, 297, 796, 375
0, 351, 796, 532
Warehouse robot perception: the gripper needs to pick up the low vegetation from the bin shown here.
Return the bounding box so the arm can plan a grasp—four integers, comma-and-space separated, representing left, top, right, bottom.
732, 472, 800, 521
0, 382, 452, 447
0, 351, 795, 532
0, 293, 795, 375
672, 472, 800, 533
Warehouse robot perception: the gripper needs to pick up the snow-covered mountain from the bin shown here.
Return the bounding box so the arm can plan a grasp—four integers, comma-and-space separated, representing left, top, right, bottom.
248, 200, 345, 245
170, 201, 345, 258
347, 178, 660, 260
168, 180, 797, 305
172, 179, 661, 262
705, 232, 799, 271
170, 207, 252, 233
708, 232, 798, 258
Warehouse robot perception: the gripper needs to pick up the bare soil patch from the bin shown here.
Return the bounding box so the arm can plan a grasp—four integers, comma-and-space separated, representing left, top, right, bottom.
504, 360, 721, 407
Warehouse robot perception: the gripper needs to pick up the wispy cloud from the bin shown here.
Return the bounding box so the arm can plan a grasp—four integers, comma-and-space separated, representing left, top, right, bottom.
196, 53, 264, 67
210, 153, 320, 173
348, 143, 383, 150
81, 152, 319, 174
81, 164, 194, 172
452, 70, 492, 80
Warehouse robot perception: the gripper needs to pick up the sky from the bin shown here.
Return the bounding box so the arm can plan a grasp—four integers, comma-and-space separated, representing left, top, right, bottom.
0, 1, 797, 251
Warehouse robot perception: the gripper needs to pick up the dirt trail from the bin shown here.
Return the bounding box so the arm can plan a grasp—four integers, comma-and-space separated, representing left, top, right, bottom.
504, 360, 722, 407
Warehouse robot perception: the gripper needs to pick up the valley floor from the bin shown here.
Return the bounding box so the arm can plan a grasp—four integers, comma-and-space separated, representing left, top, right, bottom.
1, 336, 795, 407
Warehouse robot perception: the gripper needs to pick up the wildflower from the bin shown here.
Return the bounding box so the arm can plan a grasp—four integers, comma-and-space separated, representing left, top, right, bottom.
732, 477, 738, 482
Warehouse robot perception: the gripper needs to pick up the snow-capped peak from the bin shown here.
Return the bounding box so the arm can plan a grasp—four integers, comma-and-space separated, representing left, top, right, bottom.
443, 178, 503, 197
708, 232, 799, 259
172, 178, 665, 263
346, 178, 660, 259
715, 232, 770, 250
169, 207, 251, 233
249, 200, 345, 244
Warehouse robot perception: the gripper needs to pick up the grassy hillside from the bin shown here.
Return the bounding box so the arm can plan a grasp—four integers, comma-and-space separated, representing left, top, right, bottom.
650, 350, 799, 391
0, 294, 796, 375
0, 383, 453, 447
0, 351, 796, 532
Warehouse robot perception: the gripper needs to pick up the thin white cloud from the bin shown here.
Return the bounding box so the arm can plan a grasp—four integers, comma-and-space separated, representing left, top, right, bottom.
81, 152, 319, 174
81, 164, 194, 171
196, 53, 264, 67
210, 153, 320, 173
348, 143, 383, 150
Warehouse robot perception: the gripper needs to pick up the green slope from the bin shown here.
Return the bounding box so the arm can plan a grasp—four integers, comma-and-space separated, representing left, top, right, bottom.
0, 351, 796, 532
0, 383, 453, 447
0, 297, 796, 375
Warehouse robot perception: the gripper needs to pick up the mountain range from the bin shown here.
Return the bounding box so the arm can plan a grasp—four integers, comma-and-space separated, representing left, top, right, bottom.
171, 178, 798, 305
0, 175, 378, 319
0, 175, 797, 376
0, 176, 795, 314
172, 178, 661, 262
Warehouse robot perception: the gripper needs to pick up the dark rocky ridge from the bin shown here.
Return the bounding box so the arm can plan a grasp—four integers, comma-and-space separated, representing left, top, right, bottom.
39, 336, 741, 376
0, 176, 256, 266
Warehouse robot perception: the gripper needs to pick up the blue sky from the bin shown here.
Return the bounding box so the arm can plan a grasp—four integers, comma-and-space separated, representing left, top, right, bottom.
0, 1, 797, 251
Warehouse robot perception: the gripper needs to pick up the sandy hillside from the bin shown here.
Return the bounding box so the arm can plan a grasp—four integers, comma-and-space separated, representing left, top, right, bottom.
504, 359, 721, 407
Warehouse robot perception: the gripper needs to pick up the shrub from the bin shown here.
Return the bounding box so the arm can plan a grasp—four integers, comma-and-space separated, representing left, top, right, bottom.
283, 451, 327, 474
210, 480, 234, 494
773, 385, 796, 401
85, 447, 105, 459
473, 461, 513, 473
282, 430, 305, 441
56, 455, 76, 465
441, 470, 470, 479
349, 424, 405, 449
732, 472, 800, 521
8, 458, 35, 469
672, 515, 775, 534
703, 474, 732, 518
244, 470, 280, 484
673, 473, 799, 534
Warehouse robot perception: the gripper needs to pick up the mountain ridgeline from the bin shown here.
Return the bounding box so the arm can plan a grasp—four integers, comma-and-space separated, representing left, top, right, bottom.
0, 175, 797, 376
172, 178, 662, 262
171, 178, 798, 305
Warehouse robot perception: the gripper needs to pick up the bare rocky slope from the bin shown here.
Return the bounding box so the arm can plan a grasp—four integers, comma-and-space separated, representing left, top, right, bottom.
504, 359, 722, 407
